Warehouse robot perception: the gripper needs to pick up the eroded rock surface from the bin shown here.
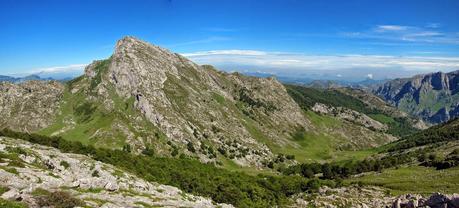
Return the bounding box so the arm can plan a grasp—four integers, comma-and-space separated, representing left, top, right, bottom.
0, 81, 64, 132
0, 136, 232, 208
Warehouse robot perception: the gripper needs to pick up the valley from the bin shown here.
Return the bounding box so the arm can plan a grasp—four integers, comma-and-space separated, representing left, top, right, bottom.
1, 37, 458, 208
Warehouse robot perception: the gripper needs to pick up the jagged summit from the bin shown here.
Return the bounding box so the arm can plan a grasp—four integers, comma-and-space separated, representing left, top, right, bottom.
373, 69, 459, 123
61, 36, 311, 167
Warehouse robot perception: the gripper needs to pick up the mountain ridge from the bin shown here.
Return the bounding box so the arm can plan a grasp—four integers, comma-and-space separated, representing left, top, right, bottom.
373, 70, 459, 124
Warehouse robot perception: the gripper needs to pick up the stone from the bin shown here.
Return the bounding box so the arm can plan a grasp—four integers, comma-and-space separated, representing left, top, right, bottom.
0, 136, 232, 208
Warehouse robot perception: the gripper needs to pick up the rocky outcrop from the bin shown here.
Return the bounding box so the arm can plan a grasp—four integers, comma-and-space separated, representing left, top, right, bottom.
373, 70, 459, 124
312, 103, 387, 131
294, 186, 459, 208
0, 136, 231, 208
338, 88, 428, 129
0, 81, 64, 132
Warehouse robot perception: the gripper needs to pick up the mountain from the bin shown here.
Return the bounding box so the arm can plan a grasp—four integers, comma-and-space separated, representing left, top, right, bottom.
373, 70, 459, 124
285, 84, 422, 137
1, 36, 458, 207
284, 78, 389, 89
0, 81, 64, 132
0, 75, 18, 83
0, 37, 400, 170
0, 37, 313, 168
0, 74, 56, 83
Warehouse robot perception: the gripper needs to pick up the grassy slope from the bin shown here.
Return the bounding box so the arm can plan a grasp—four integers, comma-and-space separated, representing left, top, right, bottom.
347, 119, 459, 195
346, 166, 459, 195
272, 111, 377, 163
39, 60, 166, 150
285, 84, 419, 137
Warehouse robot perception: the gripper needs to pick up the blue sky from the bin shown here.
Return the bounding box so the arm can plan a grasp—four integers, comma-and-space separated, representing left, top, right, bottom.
1, 0, 459, 80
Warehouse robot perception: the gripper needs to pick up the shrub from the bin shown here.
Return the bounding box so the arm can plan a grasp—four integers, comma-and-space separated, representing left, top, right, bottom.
92, 170, 100, 177
36, 190, 85, 208
60, 161, 70, 169
187, 142, 196, 153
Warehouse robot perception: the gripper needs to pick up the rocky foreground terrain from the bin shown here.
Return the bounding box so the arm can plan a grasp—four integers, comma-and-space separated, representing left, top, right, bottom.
0, 136, 231, 208
295, 186, 459, 208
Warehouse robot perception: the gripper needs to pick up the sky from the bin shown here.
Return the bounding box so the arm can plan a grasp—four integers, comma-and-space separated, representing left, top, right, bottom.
1, 0, 459, 81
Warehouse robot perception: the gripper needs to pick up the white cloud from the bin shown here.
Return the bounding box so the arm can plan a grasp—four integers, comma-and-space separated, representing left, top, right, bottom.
182, 50, 459, 75
29, 64, 87, 74
367, 74, 373, 79
344, 25, 459, 44
376, 25, 409, 32
183, 50, 267, 57
426, 23, 441, 28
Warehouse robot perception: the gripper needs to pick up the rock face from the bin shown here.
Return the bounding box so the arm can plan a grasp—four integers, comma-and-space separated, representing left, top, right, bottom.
41, 36, 310, 167
312, 103, 387, 131
373, 70, 459, 124
337, 88, 427, 129
0, 81, 64, 132
0, 136, 232, 208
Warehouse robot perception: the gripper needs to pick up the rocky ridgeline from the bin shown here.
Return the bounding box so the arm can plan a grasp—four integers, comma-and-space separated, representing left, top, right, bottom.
0, 137, 231, 208
312, 103, 387, 131
373, 70, 459, 124
0, 81, 64, 132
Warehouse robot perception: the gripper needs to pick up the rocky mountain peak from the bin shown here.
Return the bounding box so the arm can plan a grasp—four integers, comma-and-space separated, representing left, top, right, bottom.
105, 36, 199, 97
72, 36, 311, 167
373, 69, 459, 124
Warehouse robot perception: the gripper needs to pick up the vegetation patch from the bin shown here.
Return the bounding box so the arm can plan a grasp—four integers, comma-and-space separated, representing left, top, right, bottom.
1, 129, 337, 208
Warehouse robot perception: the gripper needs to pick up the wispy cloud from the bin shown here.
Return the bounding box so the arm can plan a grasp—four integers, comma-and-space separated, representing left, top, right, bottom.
183, 50, 268, 57
426, 23, 441, 28
182, 49, 459, 79
203, 27, 238, 32
343, 24, 459, 44
29, 64, 87, 74
169, 36, 231, 47
375, 25, 409, 32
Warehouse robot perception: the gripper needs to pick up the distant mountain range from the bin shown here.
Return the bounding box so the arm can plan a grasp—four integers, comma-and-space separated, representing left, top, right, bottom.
0, 74, 72, 83
373, 70, 459, 124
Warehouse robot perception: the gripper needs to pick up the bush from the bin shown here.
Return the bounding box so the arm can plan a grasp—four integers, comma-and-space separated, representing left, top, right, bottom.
141, 147, 154, 156
187, 142, 196, 153
92, 170, 100, 177
60, 161, 70, 169
36, 190, 84, 208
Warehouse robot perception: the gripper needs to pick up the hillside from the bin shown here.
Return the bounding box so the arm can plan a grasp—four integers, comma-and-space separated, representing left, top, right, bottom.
0, 136, 230, 208
1, 37, 315, 168
285, 84, 421, 137
373, 70, 459, 124
0, 37, 403, 170
281, 118, 459, 206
